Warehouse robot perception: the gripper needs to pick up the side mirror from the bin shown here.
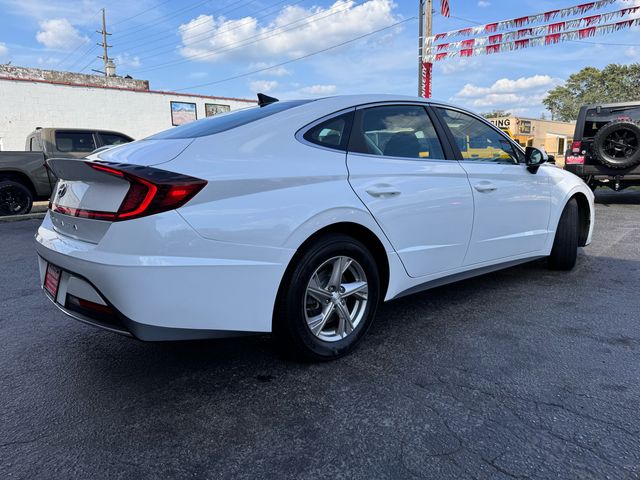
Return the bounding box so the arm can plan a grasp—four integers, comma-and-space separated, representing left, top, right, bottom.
525, 146, 548, 173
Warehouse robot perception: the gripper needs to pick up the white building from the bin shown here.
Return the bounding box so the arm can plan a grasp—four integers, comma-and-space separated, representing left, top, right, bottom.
0, 65, 256, 151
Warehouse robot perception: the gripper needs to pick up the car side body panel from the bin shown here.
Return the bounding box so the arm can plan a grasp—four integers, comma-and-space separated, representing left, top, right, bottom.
34, 95, 595, 340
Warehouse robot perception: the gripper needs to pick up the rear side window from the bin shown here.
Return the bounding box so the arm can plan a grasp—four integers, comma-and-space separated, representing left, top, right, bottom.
350, 105, 445, 159
55, 132, 96, 152
100, 133, 132, 146
149, 100, 312, 139
303, 111, 354, 151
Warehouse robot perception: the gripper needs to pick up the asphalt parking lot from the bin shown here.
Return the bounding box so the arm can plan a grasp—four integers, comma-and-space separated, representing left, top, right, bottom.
2, 190, 639, 479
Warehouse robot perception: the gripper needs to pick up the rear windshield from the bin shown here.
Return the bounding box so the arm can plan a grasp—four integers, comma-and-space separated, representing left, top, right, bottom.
148, 100, 312, 139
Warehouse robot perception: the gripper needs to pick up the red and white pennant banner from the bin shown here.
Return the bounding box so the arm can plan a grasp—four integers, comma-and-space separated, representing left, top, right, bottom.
426, 18, 640, 61
426, 6, 639, 53
425, 0, 635, 42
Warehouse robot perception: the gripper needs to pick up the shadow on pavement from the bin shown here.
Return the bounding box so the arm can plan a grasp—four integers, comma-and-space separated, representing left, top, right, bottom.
595, 188, 640, 205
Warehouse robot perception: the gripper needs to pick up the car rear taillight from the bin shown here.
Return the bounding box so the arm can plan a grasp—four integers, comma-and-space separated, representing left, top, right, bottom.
571, 141, 582, 154
51, 162, 207, 221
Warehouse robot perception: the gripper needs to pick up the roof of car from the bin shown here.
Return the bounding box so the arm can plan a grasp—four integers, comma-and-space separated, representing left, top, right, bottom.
309, 94, 458, 110
580, 100, 640, 110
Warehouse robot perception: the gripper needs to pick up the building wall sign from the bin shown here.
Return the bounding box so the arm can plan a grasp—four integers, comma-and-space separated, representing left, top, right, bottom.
490, 118, 511, 129
205, 103, 231, 117
171, 101, 197, 126
518, 120, 532, 135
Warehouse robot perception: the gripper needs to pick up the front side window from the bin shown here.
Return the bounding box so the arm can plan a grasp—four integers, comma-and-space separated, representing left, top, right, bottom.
437, 108, 519, 164
55, 132, 96, 152
303, 111, 353, 151
350, 105, 444, 160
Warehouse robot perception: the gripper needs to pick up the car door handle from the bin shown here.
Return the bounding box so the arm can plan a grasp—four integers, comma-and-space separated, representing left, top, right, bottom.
474, 182, 497, 193
365, 185, 401, 198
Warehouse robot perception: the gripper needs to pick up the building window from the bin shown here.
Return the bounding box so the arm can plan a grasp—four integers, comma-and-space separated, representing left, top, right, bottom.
205, 104, 231, 117
557, 137, 565, 155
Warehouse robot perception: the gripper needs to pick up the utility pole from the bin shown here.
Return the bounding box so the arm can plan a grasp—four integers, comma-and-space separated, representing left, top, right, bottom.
418, 0, 433, 97
94, 8, 112, 76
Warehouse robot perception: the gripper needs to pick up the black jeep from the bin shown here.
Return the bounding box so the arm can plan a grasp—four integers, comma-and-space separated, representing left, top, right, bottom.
564, 101, 640, 191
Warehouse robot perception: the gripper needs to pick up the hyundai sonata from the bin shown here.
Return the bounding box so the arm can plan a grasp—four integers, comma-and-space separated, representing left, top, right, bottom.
36, 94, 594, 360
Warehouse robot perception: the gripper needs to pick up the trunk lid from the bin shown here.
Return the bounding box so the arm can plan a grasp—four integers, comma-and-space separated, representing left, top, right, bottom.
89, 138, 194, 166
46, 155, 205, 244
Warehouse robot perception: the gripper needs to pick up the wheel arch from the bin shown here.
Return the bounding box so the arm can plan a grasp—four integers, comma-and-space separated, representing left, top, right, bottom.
569, 191, 591, 247
276, 221, 391, 309
0, 171, 37, 196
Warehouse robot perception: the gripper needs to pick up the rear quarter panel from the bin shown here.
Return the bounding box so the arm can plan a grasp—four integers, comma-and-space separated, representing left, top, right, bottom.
174, 125, 395, 252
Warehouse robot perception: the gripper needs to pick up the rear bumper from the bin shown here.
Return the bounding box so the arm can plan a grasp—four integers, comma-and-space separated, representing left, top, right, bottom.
35, 210, 294, 340
565, 163, 640, 180
38, 257, 260, 340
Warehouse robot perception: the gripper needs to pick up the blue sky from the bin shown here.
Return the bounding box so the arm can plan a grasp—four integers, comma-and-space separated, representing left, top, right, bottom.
0, 0, 639, 117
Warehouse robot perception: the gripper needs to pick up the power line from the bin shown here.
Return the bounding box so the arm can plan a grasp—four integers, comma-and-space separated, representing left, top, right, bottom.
110, 0, 176, 27
56, 10, 102, 69
130, 1, 364, 74
115, 0, 242, 40
67, 41, 99, 71
172, 16, 417, 92
78, 54, 100, 73
124, 0, 306, 58
58, 37, 91, 69
115, 0, 265, 49
567, 39, 640, 46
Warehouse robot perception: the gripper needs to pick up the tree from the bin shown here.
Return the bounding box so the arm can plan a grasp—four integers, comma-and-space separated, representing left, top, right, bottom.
543, 64, 640, 121
480, 110, 511, 118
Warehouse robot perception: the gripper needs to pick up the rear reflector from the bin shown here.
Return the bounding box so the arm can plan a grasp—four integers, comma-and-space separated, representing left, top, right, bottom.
51, 162, 207, 221
65, 294, 120, 326
566, 155, 585, 165
571, 140, 582, 154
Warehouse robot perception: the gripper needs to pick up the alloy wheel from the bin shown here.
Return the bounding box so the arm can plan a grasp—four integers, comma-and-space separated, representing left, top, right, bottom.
0, 185, 29, 215
603, 129, 638, 159
304, 256, 369, 342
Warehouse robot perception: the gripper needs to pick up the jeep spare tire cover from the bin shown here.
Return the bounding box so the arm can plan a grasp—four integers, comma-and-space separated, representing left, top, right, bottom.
592, 120, 640, 169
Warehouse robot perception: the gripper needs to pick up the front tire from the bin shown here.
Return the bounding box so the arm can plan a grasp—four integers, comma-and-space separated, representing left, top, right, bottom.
274, 234, 380, 361
548, 198, 579, 270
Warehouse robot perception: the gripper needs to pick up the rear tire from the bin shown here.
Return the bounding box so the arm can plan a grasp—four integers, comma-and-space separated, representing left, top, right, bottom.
548, 198, 579, 271
0, 180, 33, 216
273, 233, 380, 361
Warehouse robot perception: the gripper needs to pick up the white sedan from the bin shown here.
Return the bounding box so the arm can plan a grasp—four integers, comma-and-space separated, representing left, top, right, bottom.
36, 94, 594, 360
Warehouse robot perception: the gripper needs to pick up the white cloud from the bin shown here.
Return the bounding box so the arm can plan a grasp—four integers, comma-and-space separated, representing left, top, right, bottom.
114, 53, 141, 69
0, 42, 8, 58
37, 56, 61, 66
456, 75, 560, 98
36, 18, 88, 50
477, 1, 491, 6
250, 62, 291, 76
178, 0, 399, 63
451, 75, 562, 111
438, 58, 480, 75
188, 71, 208, 79
625, 46, 638, 59
249, 79, 278, 92
300, 84, 337, 95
